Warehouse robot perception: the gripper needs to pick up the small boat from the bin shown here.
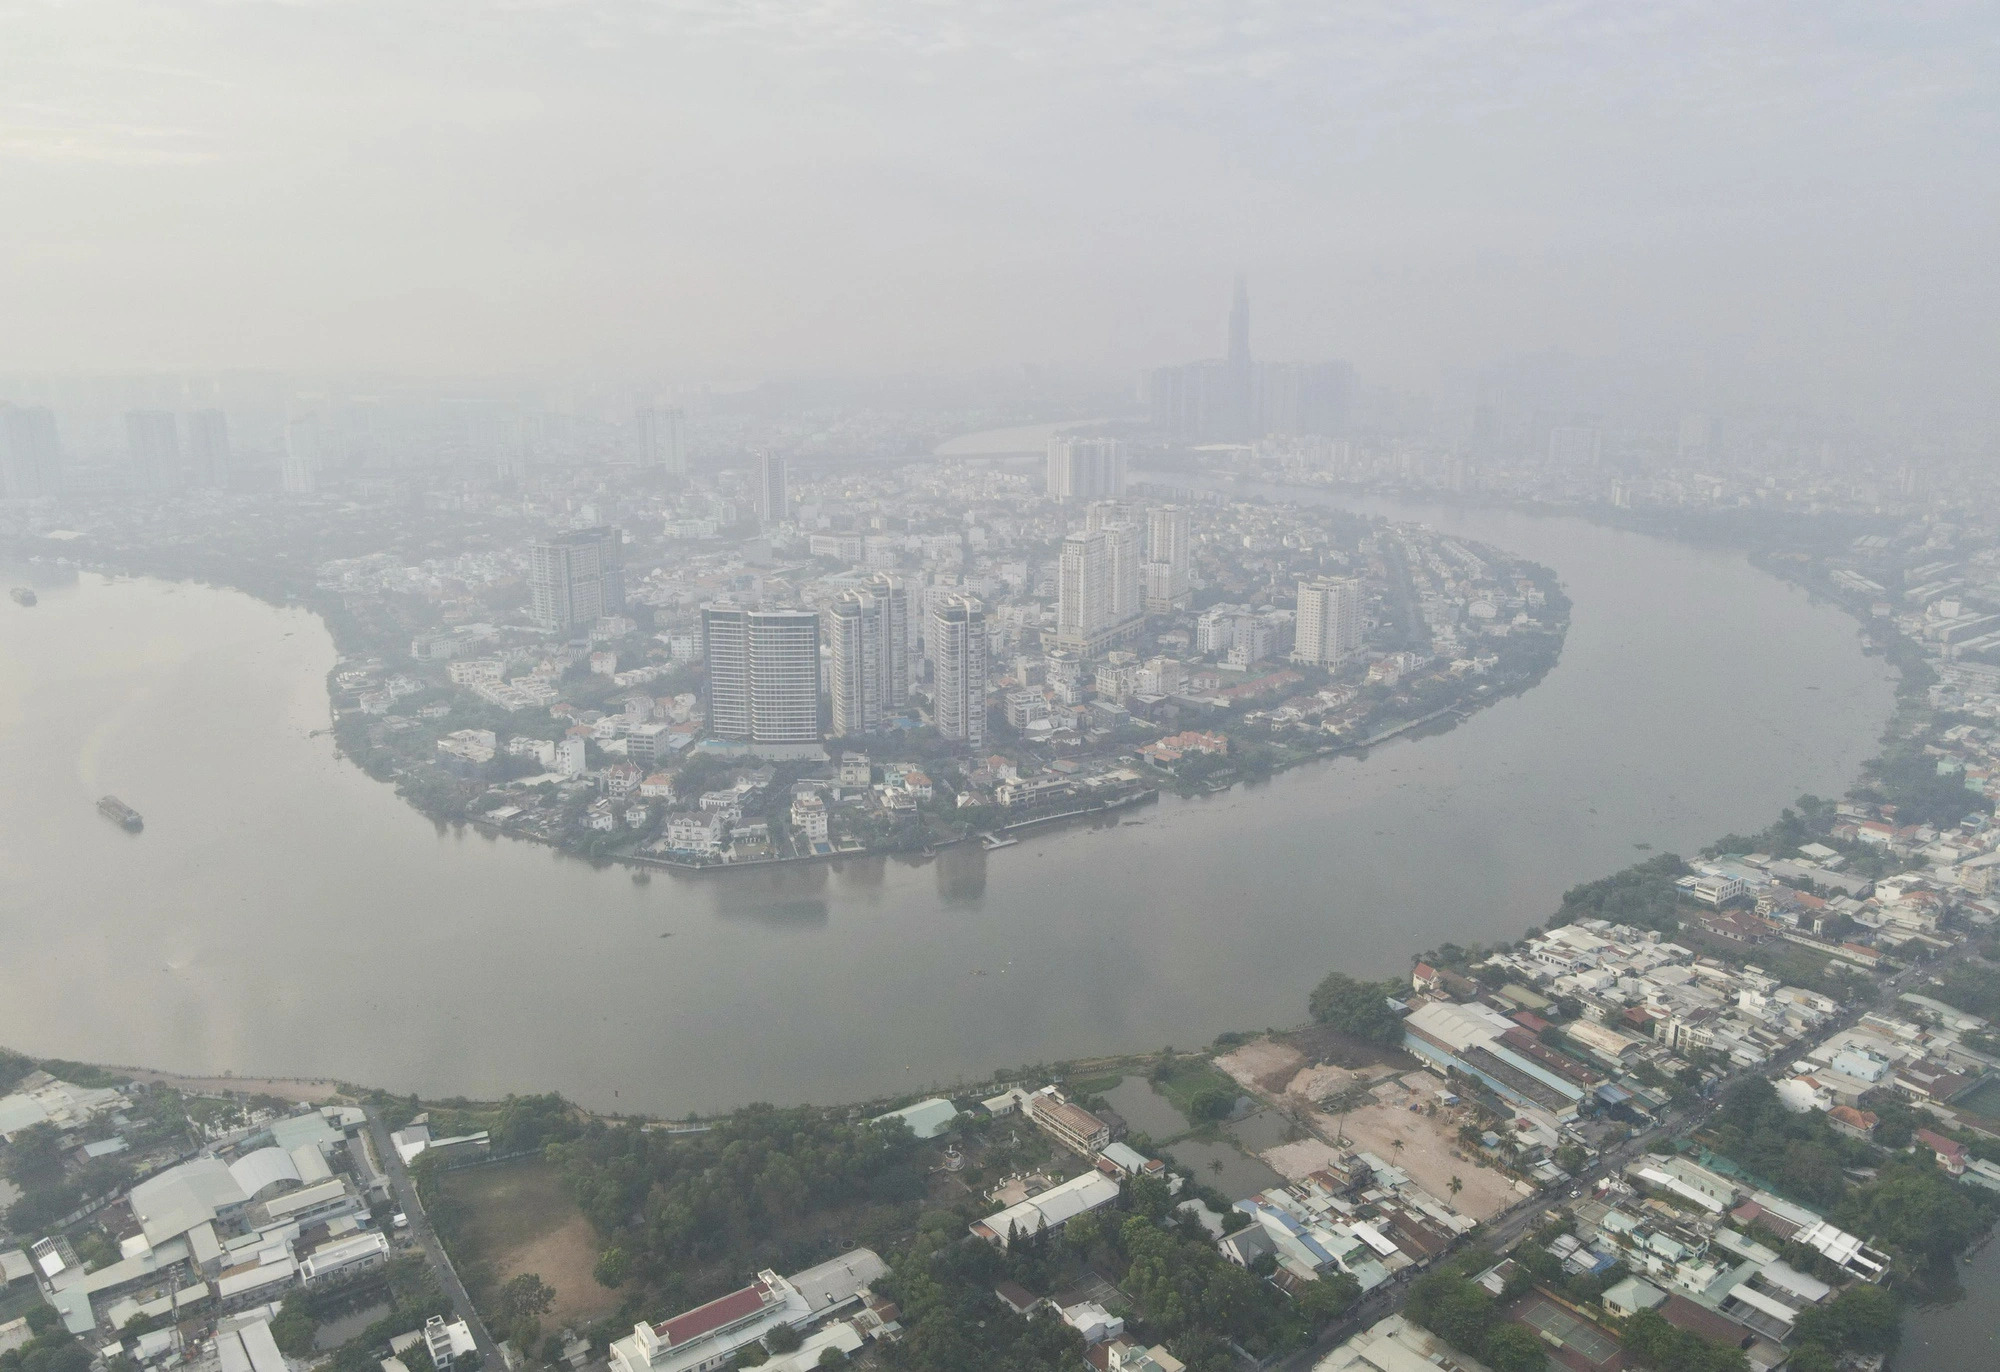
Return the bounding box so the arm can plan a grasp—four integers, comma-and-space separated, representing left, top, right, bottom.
97, 796, 143, 832
9, 587, 35, 607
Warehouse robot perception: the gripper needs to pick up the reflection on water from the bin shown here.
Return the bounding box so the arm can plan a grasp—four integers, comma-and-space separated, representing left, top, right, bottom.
1102, 1076, 1191, 1141
1166, 1137, 1284, 1202
1227, 1107, 1299, 1155
935, 844, 988, 904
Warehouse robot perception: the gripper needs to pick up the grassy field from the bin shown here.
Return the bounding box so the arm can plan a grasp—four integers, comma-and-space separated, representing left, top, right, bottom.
1147, 1056, 1242, 1123
436, 1160, 621, 1330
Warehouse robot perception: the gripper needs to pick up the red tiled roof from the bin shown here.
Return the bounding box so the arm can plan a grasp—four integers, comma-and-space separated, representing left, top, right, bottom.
1917, 1128, 1966, 1158
657, 1280, 772, 1346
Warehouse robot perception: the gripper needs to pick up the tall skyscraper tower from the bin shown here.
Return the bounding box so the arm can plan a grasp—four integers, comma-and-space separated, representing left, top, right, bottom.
1293, 577, 1364, 667
1057, 528, 1110, 649
929, 595, 986, 748
701, 607, 751, 741
1045, 437, 1125, 503
187, 409, 231, 489
824, 575, 909, 736
756, 451, 789, 525
870, 573, 909, 715
1099, 517, 1144, 625
637, 406, 687, 474
703, 606, 823, 752
826, 591, 884, 737
282, 415, 321, 494
528, 526, 626, 634
1225, 275, 1255, 440
125, 410, 179, 491
1228, 274, 1251, 374
0, 406, 61, 498
1144, 505, 1192, 612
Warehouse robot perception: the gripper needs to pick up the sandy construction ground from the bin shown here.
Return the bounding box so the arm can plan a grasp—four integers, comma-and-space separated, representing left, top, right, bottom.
1216, 1040, 1305, 1095
1311, 1077, 1524, 1222
1260, 1137, 1348, 1182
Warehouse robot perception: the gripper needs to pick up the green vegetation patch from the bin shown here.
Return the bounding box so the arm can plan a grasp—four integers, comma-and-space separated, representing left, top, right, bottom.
1143, 1057, 1243, 1126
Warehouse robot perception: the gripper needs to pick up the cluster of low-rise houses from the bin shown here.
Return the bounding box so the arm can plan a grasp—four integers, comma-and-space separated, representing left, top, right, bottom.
0, 1083, 444, 1372
279, 435, 1569, 866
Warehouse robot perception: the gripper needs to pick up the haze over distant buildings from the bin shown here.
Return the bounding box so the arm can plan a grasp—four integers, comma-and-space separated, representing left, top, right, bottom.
1, 2, 1996, 417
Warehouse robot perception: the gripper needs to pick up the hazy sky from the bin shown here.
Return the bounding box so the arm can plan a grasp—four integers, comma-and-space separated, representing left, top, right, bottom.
4, 1, 1996, 403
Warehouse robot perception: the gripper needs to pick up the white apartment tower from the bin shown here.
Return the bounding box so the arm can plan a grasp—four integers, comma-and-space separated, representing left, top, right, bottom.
755, 451, 789, 525
1293, 576, 1364, 667
125, 410, 179, 491
637, 406, 687, 474
825, 576, 908, 737
1045, 437, 1125, 503
1144, 505, 1192, 611
1057, 528, 1110, 648
187, 409, 231, 489
528, 526, 625, 634
929, 595, 986, 748
827, 591, 884, 737
871, 574, 909, 714
282, 415, 321, 495
702, 606, 823, 752
1083, 502, 1144, 624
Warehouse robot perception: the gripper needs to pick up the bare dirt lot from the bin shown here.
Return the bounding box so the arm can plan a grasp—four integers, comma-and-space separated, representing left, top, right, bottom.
1311, 1077, 1522, 1222
438, 1161, 620, 1329
1216, 1039, 1305, 1095
1259, 1137, 1349, 1182
1217, 1031, 1417, 1103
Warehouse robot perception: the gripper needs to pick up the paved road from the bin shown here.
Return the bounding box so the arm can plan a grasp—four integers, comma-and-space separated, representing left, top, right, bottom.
363, 1108, 506, 1368
1274, 962, 1927, 1370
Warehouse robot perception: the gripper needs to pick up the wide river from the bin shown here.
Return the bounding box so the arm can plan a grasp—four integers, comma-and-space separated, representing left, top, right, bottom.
0, 493, 1895, 1119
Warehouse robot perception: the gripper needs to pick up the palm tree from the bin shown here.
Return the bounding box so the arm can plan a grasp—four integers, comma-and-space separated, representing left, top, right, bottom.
1449, 1175, 1463, 1199
1210, 1159, 1224, 1175
1391, 1138, 1405, 1154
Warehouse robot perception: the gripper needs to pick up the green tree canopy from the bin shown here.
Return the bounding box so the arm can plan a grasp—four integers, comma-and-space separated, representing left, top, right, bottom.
1307, 972, 1405, 1044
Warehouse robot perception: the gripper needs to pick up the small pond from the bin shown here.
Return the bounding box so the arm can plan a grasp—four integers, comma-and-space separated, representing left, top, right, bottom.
313, 1302, 392, 1351
1102, 1075, 1192, 1141
1166, 1138, 1285, 1202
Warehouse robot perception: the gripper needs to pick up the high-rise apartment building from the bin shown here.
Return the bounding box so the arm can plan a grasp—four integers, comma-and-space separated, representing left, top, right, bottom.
827, 591, 883, 737
0, 406, 61, 498
872, 574, 909, 715
1144, 505, 1191, 612
756, 451, 789, 525
1101, 519, 1143, 625
187, 409, 231, 488
1055, 526, 1145, 656
1045, 438, 1124, 503
1293, 577, 1365, 668
1057, 528, 1109, 648
529, 526, 626, 634
825, 575, 908, 737
929, 595, 986, 748
125, 410, 179, 491
702, 606, 823, 753
637, 406, 687, 474
282, 416, 321, 494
